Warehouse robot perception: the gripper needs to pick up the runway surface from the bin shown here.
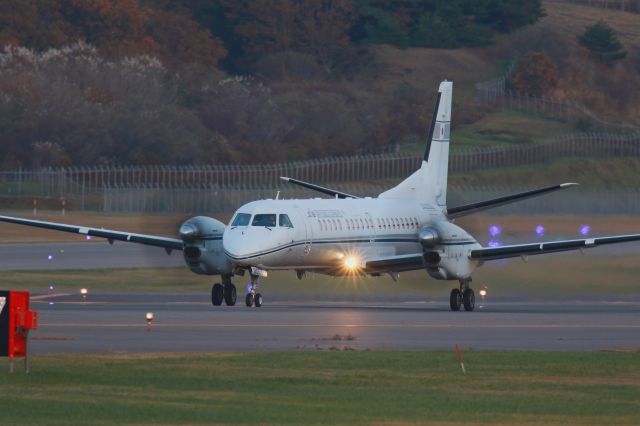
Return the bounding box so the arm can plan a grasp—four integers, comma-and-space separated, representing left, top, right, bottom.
0, 242, 184, 270
28, 292, 640, 353
0, 241, 637, 271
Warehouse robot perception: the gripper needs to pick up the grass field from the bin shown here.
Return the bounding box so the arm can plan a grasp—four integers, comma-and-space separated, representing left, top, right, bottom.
1, 351, 638, 425
400, 111, 579, 154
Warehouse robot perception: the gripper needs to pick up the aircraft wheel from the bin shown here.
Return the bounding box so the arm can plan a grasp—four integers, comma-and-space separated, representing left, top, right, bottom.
211, 283, 224, 306
224, 283, 237, 306
254, 293, 263, 308
245, 293, 254, 307
463, 289, 475, 312
450, 289, 462, 311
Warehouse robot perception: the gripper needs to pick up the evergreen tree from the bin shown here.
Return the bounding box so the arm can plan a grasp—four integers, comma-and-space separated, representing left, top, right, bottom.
578, 21, 627, 67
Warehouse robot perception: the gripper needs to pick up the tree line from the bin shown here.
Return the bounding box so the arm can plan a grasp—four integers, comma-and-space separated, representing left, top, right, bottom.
0, 0, 545, 168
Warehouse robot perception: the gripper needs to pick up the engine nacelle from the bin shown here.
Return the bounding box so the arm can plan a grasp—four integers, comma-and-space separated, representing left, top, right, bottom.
180, 216, 231, 275
422, 221, 482, 280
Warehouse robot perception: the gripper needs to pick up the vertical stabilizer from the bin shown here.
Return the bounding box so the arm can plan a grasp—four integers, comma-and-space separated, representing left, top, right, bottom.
379, 81, 452, 206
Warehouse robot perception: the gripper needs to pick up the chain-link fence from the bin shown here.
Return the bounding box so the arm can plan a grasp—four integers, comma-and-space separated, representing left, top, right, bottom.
1, 133, 638, 200
99, 184, 640, 215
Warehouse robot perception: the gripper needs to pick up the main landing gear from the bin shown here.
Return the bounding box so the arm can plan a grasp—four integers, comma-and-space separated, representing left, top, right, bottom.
211, 275, 237, 306
245, 273, 263, 308
450, 278, 475, 312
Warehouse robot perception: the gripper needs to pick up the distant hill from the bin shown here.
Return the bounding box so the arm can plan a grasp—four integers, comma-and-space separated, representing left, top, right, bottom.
0, 0, 637, 168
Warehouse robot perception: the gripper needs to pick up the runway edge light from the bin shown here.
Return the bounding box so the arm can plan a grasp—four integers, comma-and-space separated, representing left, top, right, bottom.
0, 290, 39, 373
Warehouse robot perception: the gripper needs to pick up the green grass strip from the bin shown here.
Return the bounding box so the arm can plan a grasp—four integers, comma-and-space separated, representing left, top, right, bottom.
1, 351, 639, 425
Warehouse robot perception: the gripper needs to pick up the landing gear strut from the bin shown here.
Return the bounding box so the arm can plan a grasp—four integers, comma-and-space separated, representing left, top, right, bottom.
245, 274, 263, 308
450, 278, 474, 312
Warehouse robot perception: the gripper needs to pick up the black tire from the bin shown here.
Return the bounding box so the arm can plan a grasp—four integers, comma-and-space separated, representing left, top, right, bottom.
224, 283, 237, 306
211, 283, 224, 306
450, 289, 462, 311
254, 293, 263, 307
463, 289, 475, 312
245, 293, 254, 307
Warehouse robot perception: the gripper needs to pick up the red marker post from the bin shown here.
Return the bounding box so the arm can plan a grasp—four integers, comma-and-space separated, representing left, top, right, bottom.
1, 291, 39, 373
455, 344, 466, 374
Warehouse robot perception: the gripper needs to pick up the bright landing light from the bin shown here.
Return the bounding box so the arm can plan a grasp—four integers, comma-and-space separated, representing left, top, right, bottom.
344, 256, 359, 270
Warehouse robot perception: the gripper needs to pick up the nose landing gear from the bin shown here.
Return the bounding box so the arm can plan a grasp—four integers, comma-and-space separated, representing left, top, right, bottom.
245, 273, 263, 307
450, 278, 475, 312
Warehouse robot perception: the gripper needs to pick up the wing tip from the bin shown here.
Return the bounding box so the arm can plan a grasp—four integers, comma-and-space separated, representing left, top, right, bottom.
560, 182, 579, 188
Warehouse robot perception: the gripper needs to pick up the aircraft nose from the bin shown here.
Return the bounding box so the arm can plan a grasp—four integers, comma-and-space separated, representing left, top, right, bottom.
223, 232, 247, 259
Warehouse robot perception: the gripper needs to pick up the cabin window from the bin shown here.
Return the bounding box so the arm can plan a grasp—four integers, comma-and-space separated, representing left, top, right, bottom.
279, 214, 294, 228
252, 214, 276, 227
231, 213, 251, 227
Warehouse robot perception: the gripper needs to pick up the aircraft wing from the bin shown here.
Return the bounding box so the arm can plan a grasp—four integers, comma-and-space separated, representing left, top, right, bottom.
0, 215, 183, 253
469, 233, 640, 261
447, 183, 578, 218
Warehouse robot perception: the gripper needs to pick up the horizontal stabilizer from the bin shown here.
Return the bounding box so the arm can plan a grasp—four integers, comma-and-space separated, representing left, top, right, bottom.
0, 216, 184, 250
470, 233, 640, 261
280, 177, 359, 199
447, 183, 578, 218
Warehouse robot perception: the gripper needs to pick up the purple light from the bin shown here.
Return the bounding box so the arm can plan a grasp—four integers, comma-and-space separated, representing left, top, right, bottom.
488, 225, 501, 237
49, 285, 54, 291
580, 224, 591, 236
85, 235, 92, 240
488, 240, 501, 248
47, 255, 53, 261
535, 225, 545, 236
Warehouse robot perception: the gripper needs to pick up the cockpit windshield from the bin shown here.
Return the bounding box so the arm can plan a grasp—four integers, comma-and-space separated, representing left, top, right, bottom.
252, 214, 276, 227
279, 214, 294, 228
231, 213, 251, 227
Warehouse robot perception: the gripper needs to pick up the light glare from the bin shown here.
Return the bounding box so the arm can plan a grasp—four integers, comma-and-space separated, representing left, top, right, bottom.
344, 257, 358, 269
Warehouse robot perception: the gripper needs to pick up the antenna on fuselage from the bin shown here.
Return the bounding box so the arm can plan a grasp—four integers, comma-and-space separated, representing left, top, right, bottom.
275, 191, 280, 200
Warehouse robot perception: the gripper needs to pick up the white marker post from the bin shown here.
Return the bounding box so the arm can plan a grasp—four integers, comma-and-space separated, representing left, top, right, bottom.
455, 344, 466, 374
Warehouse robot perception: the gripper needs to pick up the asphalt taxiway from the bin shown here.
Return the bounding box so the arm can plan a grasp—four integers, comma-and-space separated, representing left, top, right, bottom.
0, 242, 184, 270
27, 293, 640, 353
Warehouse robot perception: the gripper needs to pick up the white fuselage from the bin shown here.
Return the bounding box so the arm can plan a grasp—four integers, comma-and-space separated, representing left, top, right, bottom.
222, 197, 479, 275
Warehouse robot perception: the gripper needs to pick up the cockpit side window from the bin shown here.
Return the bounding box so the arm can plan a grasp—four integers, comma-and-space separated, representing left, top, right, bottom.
279, 214, 293, 228
231, 213, 251, 227
252, 214, 276, 227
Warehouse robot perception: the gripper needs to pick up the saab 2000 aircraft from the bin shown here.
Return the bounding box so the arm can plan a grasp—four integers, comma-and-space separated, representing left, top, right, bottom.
2, 81, 639, 311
